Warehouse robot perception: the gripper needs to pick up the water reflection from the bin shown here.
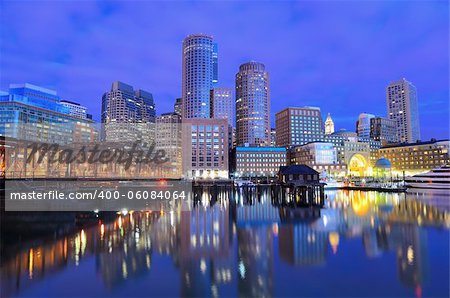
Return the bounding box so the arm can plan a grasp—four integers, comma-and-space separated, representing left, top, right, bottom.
1, 190, 449, 297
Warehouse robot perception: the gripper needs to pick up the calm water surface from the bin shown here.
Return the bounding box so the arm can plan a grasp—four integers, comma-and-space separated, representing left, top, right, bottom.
1, 190, 449, 297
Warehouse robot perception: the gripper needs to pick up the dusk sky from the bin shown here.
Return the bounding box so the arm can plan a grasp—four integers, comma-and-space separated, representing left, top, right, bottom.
1, 1, 448, 140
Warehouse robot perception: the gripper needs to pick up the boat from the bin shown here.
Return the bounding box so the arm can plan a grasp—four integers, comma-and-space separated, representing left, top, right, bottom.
405, 165, 450, 194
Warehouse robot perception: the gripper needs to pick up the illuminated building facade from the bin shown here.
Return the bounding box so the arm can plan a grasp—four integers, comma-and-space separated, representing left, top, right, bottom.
275, 107, 324, 147
60, 100, 90, 119
101, 81, 156, 142
378, 139, 450, 174
0, 83, 96, 144
182, 34, 215, 119
182, 118, 229, 179
356, 113, 375, 139
231, 146, 287, 178
289, 142, 347, 176
370, 116, 398, 145
386, 78, 420, 143
156, 112, 182, 178
235, 61, 270, 147
210, 87, 233, 127
324, 113, 334, 135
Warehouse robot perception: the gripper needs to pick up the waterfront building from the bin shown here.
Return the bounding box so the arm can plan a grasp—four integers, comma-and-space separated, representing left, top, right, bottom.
324, 130, 374, 176
289, 142, 347, 176
101, 81, 156, 142
210, 88, 233, 127
370, 116, 398, 145
378, 139, 450, 175
386, 78, 420, 143
324, 113, 334, 135
231, 146, 287, 179
0, 83, 96, 144
235, 61, 270, 147
356, 113, 375, 139
156, 112, 182, 178
60, 100, 89, 119
275, 107, 324, 148
174, 98, 182, 115
181, 118, 229, 179
182, 34, 215, 119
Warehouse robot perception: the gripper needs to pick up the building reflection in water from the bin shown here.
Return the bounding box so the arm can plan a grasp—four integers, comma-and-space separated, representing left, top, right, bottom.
0, 188, 448, 297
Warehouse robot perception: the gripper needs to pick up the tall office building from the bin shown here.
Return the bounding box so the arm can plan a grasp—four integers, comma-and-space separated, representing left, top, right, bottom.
235, 61, 270, 147
182, 34, 215, 119
275, 107, 324, 147
174, 98, 182, 115
370, 117, 398, 145
324, 113, 334, 135
101, 81, 156, 141
386, 78, 420, 143
356, 113, 375, 139
210, 88, 233, 127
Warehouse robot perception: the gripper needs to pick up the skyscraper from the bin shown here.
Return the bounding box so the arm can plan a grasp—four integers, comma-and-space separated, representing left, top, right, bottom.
101, 81, 156, 141
275, 107, 324, 147
210, 88, 233, 127
356, 113, 375, 140
235, 61, 270, 147
386, 78, 420, 143
324, 113, 334, 135
182, 34, 215, 119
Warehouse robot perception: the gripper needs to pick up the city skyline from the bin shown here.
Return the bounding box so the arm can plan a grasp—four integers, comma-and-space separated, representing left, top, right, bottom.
1, 1, 448, 140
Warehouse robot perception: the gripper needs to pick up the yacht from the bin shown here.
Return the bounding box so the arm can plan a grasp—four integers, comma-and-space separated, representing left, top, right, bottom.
405, 165, 450, 193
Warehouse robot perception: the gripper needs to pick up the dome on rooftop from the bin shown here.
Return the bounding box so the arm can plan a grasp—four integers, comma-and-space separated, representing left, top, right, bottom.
374, 157, 392, 169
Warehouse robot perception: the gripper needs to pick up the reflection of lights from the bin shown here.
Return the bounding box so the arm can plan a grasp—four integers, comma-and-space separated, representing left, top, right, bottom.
407, 246, 414, 264
122, 260, 128, 279
118, 216, 123, 228
238, 261, 246, 279
80, 230, 87, 256
329, 232, 340, 254
100, 224, 105, 239
200, 259, 207, 274
146, 254, 151, 269
121, 209, 128, 216
272, 223, 278, 236
28, 248, 34, 279
211, 285, 218, 298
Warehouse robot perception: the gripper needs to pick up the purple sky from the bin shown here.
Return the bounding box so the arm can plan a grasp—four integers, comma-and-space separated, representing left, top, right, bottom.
1, 1, 448, 140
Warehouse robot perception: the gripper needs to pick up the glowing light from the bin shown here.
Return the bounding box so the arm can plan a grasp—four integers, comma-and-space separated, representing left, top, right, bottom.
28, 249, 34, 279
200, 259, 207, 274
238, 261, 246, 279
329, 232, 340, 254
407, 246, 414, 264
